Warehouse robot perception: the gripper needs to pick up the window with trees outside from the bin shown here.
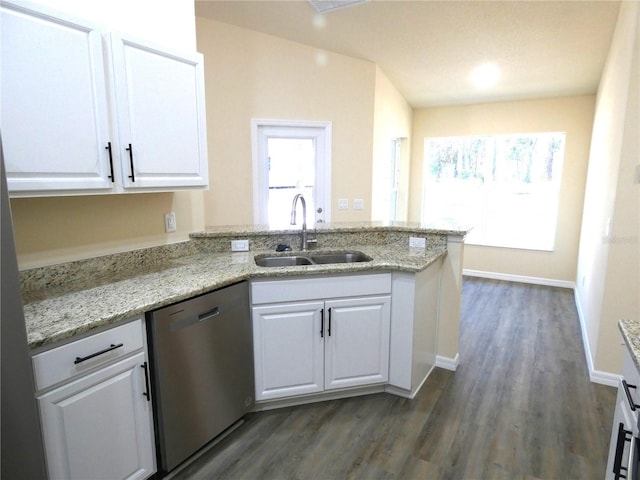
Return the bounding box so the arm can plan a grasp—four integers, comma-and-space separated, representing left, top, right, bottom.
422, 132, 566, 251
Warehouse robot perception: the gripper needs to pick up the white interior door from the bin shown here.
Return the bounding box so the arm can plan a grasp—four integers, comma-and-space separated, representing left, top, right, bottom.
252, 119, 332, 227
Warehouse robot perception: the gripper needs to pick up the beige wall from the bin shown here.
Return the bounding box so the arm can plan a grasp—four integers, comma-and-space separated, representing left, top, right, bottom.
371, 66, 413, 221
195, 17, 377, 226
10, 0, 203, 269
11, 192, 204, 268
577, 1, 639, 377
410, 96, 596, 283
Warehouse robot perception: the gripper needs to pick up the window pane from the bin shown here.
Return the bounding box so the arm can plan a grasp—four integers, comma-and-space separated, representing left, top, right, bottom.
267, 138, 315, 228
423, 132, 565, 251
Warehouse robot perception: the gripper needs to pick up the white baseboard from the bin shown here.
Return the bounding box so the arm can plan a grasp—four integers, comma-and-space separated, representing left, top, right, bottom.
463, 269, 575, 289
386, 364, 436, 399
573, 289, 621, 387
436, 354, 459, 371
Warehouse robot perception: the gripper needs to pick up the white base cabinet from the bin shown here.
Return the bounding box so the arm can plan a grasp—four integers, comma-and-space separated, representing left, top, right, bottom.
606, 347, 640, 479
387, 257, 442, 398
251, 274, 392, 402
33, 319, 155, 480
252, 301, 325, 399
324, 296, 391, 390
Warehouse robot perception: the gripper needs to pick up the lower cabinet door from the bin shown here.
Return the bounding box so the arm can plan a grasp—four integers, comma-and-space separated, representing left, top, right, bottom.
606, 380, 637, 480
38, 352, 155, 480
253, 301, 325, 401
324, 295, 391, 390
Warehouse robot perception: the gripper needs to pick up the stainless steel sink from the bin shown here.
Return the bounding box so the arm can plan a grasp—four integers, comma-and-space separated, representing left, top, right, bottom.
309, 251, 372, 264
254, 251, 372, 267
254, 255, 314, 267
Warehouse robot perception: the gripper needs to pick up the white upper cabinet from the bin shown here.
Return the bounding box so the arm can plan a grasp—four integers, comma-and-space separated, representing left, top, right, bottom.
108, 34, 208, 189
1, 0, 208, 196
1, 2, 114, 192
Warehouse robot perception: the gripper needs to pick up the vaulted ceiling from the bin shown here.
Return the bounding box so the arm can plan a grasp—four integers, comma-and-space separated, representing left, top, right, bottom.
195, 0, 621, 108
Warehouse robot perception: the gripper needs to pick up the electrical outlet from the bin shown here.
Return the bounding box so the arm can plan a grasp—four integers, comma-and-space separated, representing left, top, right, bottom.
164, 212, 176, 233
409, 236, 426, 248
353, 199, 364, 210
338, 198, 349, 210
231, 239, 249, 252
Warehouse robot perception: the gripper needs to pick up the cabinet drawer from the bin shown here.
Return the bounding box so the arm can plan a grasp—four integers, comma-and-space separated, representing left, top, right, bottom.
251, 273, 392, 305
32, 319, 144, 391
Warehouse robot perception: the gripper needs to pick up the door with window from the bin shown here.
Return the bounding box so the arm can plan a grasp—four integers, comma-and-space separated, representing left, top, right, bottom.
253, 120, 331, 228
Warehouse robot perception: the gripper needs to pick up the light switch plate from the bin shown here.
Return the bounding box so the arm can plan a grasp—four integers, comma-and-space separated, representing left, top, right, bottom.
353, 199, 364, 210
164, 212, 176, 233
338, 198, 349, 210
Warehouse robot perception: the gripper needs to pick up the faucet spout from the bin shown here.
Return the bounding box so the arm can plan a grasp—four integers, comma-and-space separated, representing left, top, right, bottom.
290, 194, 308, 251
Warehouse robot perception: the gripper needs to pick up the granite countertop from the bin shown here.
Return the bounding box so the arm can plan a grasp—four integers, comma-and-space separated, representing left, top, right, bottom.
191, 219, 471, 237
619, 318, 640, 371
23, 241, 447, 351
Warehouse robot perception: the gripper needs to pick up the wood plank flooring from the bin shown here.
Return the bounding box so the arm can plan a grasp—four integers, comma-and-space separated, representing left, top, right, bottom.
173, 278, 617, 479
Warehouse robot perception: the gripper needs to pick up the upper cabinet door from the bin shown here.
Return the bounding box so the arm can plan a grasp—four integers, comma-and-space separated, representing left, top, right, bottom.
1, 1, 114, 194
108, 33, 209, 190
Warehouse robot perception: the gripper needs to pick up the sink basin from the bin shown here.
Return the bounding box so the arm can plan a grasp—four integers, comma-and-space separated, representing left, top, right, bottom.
254, 251, 372, 267
255, 256, 314, 267
309, 251, 372, 264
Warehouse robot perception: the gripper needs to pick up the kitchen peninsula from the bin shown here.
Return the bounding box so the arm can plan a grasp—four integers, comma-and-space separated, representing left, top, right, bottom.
22, 221, 468, 358
21, 221, 469, 478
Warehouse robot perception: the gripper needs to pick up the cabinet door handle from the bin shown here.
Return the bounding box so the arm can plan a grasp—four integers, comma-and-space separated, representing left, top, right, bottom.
613, 422, 632, 479
327, 307, 332, 337
320, 308, 324, 338
126, 143, 135, 182
141, 362, 151, 402
623, 380, 638, 411
73, 343, 124, 364
105, 142, 115, 182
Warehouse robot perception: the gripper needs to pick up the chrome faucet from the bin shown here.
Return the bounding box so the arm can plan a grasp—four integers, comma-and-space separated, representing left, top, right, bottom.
290, 194, 308, 251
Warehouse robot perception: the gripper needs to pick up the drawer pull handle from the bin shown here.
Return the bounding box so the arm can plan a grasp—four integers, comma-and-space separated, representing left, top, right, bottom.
623, 380, 639, 411
74, 343, 124, 365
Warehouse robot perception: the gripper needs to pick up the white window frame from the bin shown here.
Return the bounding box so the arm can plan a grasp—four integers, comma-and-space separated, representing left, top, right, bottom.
251, 119, 332, 226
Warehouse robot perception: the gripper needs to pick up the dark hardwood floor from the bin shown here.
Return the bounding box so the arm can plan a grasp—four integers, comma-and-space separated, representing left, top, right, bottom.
174, 277, 616, 480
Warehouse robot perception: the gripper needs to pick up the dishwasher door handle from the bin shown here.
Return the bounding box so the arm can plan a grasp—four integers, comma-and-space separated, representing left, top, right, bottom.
169, 307, 220, 332
198, 307, 220, 322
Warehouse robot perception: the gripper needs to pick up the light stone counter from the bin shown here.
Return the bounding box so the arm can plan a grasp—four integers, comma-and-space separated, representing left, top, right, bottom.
619, 318, 640, 371
21, 222, 470, 351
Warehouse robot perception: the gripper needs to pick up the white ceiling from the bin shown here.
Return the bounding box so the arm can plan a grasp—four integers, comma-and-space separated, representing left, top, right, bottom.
194, 0, 621, 108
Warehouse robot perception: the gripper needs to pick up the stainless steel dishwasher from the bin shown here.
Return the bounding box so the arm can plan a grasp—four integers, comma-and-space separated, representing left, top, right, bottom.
146, 281, 254, 476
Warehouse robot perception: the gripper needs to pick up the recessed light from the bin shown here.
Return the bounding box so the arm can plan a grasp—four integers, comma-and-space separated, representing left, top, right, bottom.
471, 63, 500, 88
